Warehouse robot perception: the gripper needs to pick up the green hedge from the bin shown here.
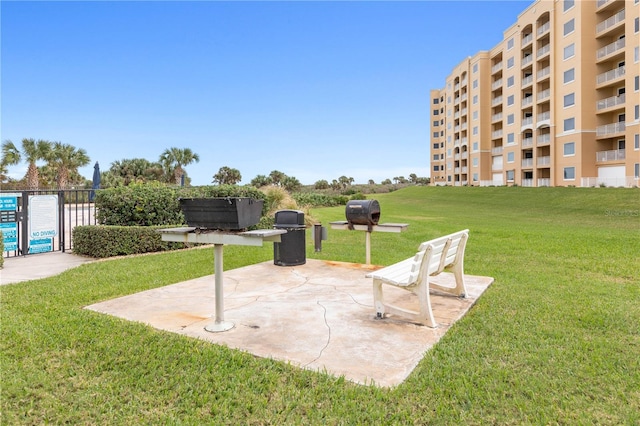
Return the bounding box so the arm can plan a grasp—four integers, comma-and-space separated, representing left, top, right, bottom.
0, 231, 4, 269
72, 225, 186, 258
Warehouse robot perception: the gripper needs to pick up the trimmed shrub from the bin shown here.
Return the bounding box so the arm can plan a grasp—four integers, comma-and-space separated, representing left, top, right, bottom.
0, 231, 4, 269
96, 182, 183, 226
72, 225, 186, 258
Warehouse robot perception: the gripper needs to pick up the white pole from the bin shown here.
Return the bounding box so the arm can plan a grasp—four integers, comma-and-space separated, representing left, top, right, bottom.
205, 243, 235, 332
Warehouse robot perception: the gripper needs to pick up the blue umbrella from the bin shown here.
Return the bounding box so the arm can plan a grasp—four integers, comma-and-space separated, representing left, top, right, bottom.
90, 161, 101, 202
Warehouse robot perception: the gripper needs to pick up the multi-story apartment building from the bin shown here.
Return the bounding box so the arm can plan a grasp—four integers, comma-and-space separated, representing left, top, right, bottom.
430, 0, 639, 187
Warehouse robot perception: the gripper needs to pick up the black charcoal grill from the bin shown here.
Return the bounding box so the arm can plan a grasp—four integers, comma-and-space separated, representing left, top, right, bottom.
345, 199, 380, 231
179, 197, 264, 231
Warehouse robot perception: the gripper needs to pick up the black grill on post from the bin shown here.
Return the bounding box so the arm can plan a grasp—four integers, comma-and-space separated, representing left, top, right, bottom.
273, 210, 306, 266
345, 200, 380, 231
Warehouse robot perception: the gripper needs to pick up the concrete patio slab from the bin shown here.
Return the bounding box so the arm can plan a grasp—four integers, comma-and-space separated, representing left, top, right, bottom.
86, 259, 493, 387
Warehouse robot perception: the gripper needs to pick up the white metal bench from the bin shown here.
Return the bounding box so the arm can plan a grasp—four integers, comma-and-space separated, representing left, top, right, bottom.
365, 229, 469, 328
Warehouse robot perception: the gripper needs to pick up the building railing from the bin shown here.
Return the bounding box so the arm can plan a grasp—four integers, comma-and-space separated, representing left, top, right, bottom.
492, 95, 503, 106
537, 88, 550, 101
596, 0, 612, 9
492, 112, 503, 122
492, 62, 503, 73
522, 116, 534, 126
537, 44, 550, 58
492, 146, 503, 155
597, 38, 625, 60
537, 67, 550, 80
521, 34, 533, 47
522, 96, 534, 107
537, 156, 551, 166
596, 149, 625, 162
521, 179, 534, 187
597, 93, 625, 110
522, 158, 534, 168
596, 9, 625, 34
537, 134, 551, 145
492, 129, 503, 139
581, 176, 638, 188
522, 137, 534, 147
522, 55, 533, 67
597, 66, 625, 85
522, 75, 534, 86
596, 121, 626, 137
492, 78, 503, 90
537, 178, 550, 187
537, 21, 550, 36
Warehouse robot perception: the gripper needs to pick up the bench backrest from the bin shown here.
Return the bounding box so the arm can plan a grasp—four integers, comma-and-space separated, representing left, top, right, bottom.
414, 230, 469, 281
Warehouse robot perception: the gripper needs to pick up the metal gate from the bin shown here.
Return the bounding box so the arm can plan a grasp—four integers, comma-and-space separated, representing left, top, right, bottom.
1, 189, 97, 258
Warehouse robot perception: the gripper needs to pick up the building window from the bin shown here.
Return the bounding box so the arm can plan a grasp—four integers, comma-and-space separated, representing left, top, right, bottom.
433, 98, 439, 104
433, 143, 439, 149
635, 134, 639, 150
564, 142, 575, 156
564, 117, 575, 131
507, 57, 514, 68
473, 63, 478, 73
433, 121, 439, 126
635, 76, 639, 91
473, 126, 478, 135
507, 95, 514, 106
473, 142, 479, 151
506, 170, 515, 181
564, 68, 575, 83
635, 47, 639, 63
635, 163, 640, 178
564, 167, 575, 180
507, 133, 515, 143
507, 38, 514, 50
564, 44, 575, 60
507, 114, 515, 125
564, 93, 575, 107
635, 17, 639, 33
564, 19, 575, 36
564, 0, 574, 11
433, 132, 439, 138
433, 154, 439, 161
473, 111, 478, 120
635, 105, 639, 120
473, 158, 479, 167
473, 95, 478, 104
433, 165, 439, 172
507, 76, 514, 87
473, 79, 478, 89
433, 110, 439, 115
473, 173, 478, 182
507, 152, 515, 163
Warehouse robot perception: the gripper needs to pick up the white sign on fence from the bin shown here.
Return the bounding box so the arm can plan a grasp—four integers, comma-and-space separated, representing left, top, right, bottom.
28, 195, 59, 239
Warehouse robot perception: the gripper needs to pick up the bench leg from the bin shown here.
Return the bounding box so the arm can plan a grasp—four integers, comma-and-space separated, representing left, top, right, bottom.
416, 280, 437, 328
372, 278, 386, 319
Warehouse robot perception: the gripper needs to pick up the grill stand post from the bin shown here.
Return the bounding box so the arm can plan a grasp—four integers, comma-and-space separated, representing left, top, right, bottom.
204, 243, 235, 332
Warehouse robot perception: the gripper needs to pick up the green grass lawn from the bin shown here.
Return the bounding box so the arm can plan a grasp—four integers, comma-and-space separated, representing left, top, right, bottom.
2, 186, 639, 424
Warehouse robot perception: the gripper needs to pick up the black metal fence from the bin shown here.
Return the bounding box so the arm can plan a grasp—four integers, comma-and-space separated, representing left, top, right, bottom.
1, 189, 98, 258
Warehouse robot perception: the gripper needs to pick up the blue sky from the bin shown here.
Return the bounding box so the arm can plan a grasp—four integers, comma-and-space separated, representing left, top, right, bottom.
2, 0, 531, 186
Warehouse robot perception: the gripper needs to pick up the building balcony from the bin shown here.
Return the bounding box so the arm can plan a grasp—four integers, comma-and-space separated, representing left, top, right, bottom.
537, 134, 551, 146
492, 78, 503, 90
596, 149, 625, 162
537, 178, 550, 187
521, 34, 533, 47
522, 75, 534, 87
491, 164, 502, 171
492, 129, 503, 139
537, 21, 550, 37
522, 96, 534, 108
492, 95, 503, 106
522, 55, 533, 68
522, 158, 534, 168
597, 66, 625, 87
537, 44, 550, 59
537, 88, 550, 102
537, 112, 551, 127
597, 93, 625, 112
522, 117, 534, 127
537, 66, 550, 81
596, 9, 625, 37
537, 156, 551, 166
596, 122, 626, 138
492, 146, 503, 155
522, 137, 534, 148
491, 62, 503, 74
492, 112, 503, 122
597, 38, 625, 61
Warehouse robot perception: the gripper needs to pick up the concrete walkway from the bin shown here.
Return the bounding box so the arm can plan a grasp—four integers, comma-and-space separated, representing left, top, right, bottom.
1, 252, 94, 285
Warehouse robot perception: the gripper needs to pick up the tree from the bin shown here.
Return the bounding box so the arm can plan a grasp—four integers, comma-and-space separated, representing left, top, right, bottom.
381, 178, 392, 185
109, 158, 164, 186
409, 173, 418, 184
47, 142, 91, 189
282, 175, 301, 192
159, 147, 200, 186
368, 179, 376, 185
338, 176, 354, 189
1, 138, 51, 189
212, 166, 242, 185
268, 170, 286, 186
250, 174, 271, 188
314, 179, 329, 190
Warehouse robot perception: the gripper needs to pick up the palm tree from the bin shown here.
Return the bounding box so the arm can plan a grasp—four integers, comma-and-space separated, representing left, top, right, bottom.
212, 166, 242, 185
159, 147, 200, 186
47, 142, 90, 189
1, 138, 51, 189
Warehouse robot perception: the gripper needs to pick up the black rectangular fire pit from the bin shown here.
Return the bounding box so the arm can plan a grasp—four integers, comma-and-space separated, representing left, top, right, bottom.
179, 197, 264, 231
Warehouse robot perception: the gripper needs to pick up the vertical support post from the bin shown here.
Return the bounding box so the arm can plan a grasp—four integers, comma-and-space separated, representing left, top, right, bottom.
313, 223, 322, 252
204, 243, 235, 332
365, 231, 371, 265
